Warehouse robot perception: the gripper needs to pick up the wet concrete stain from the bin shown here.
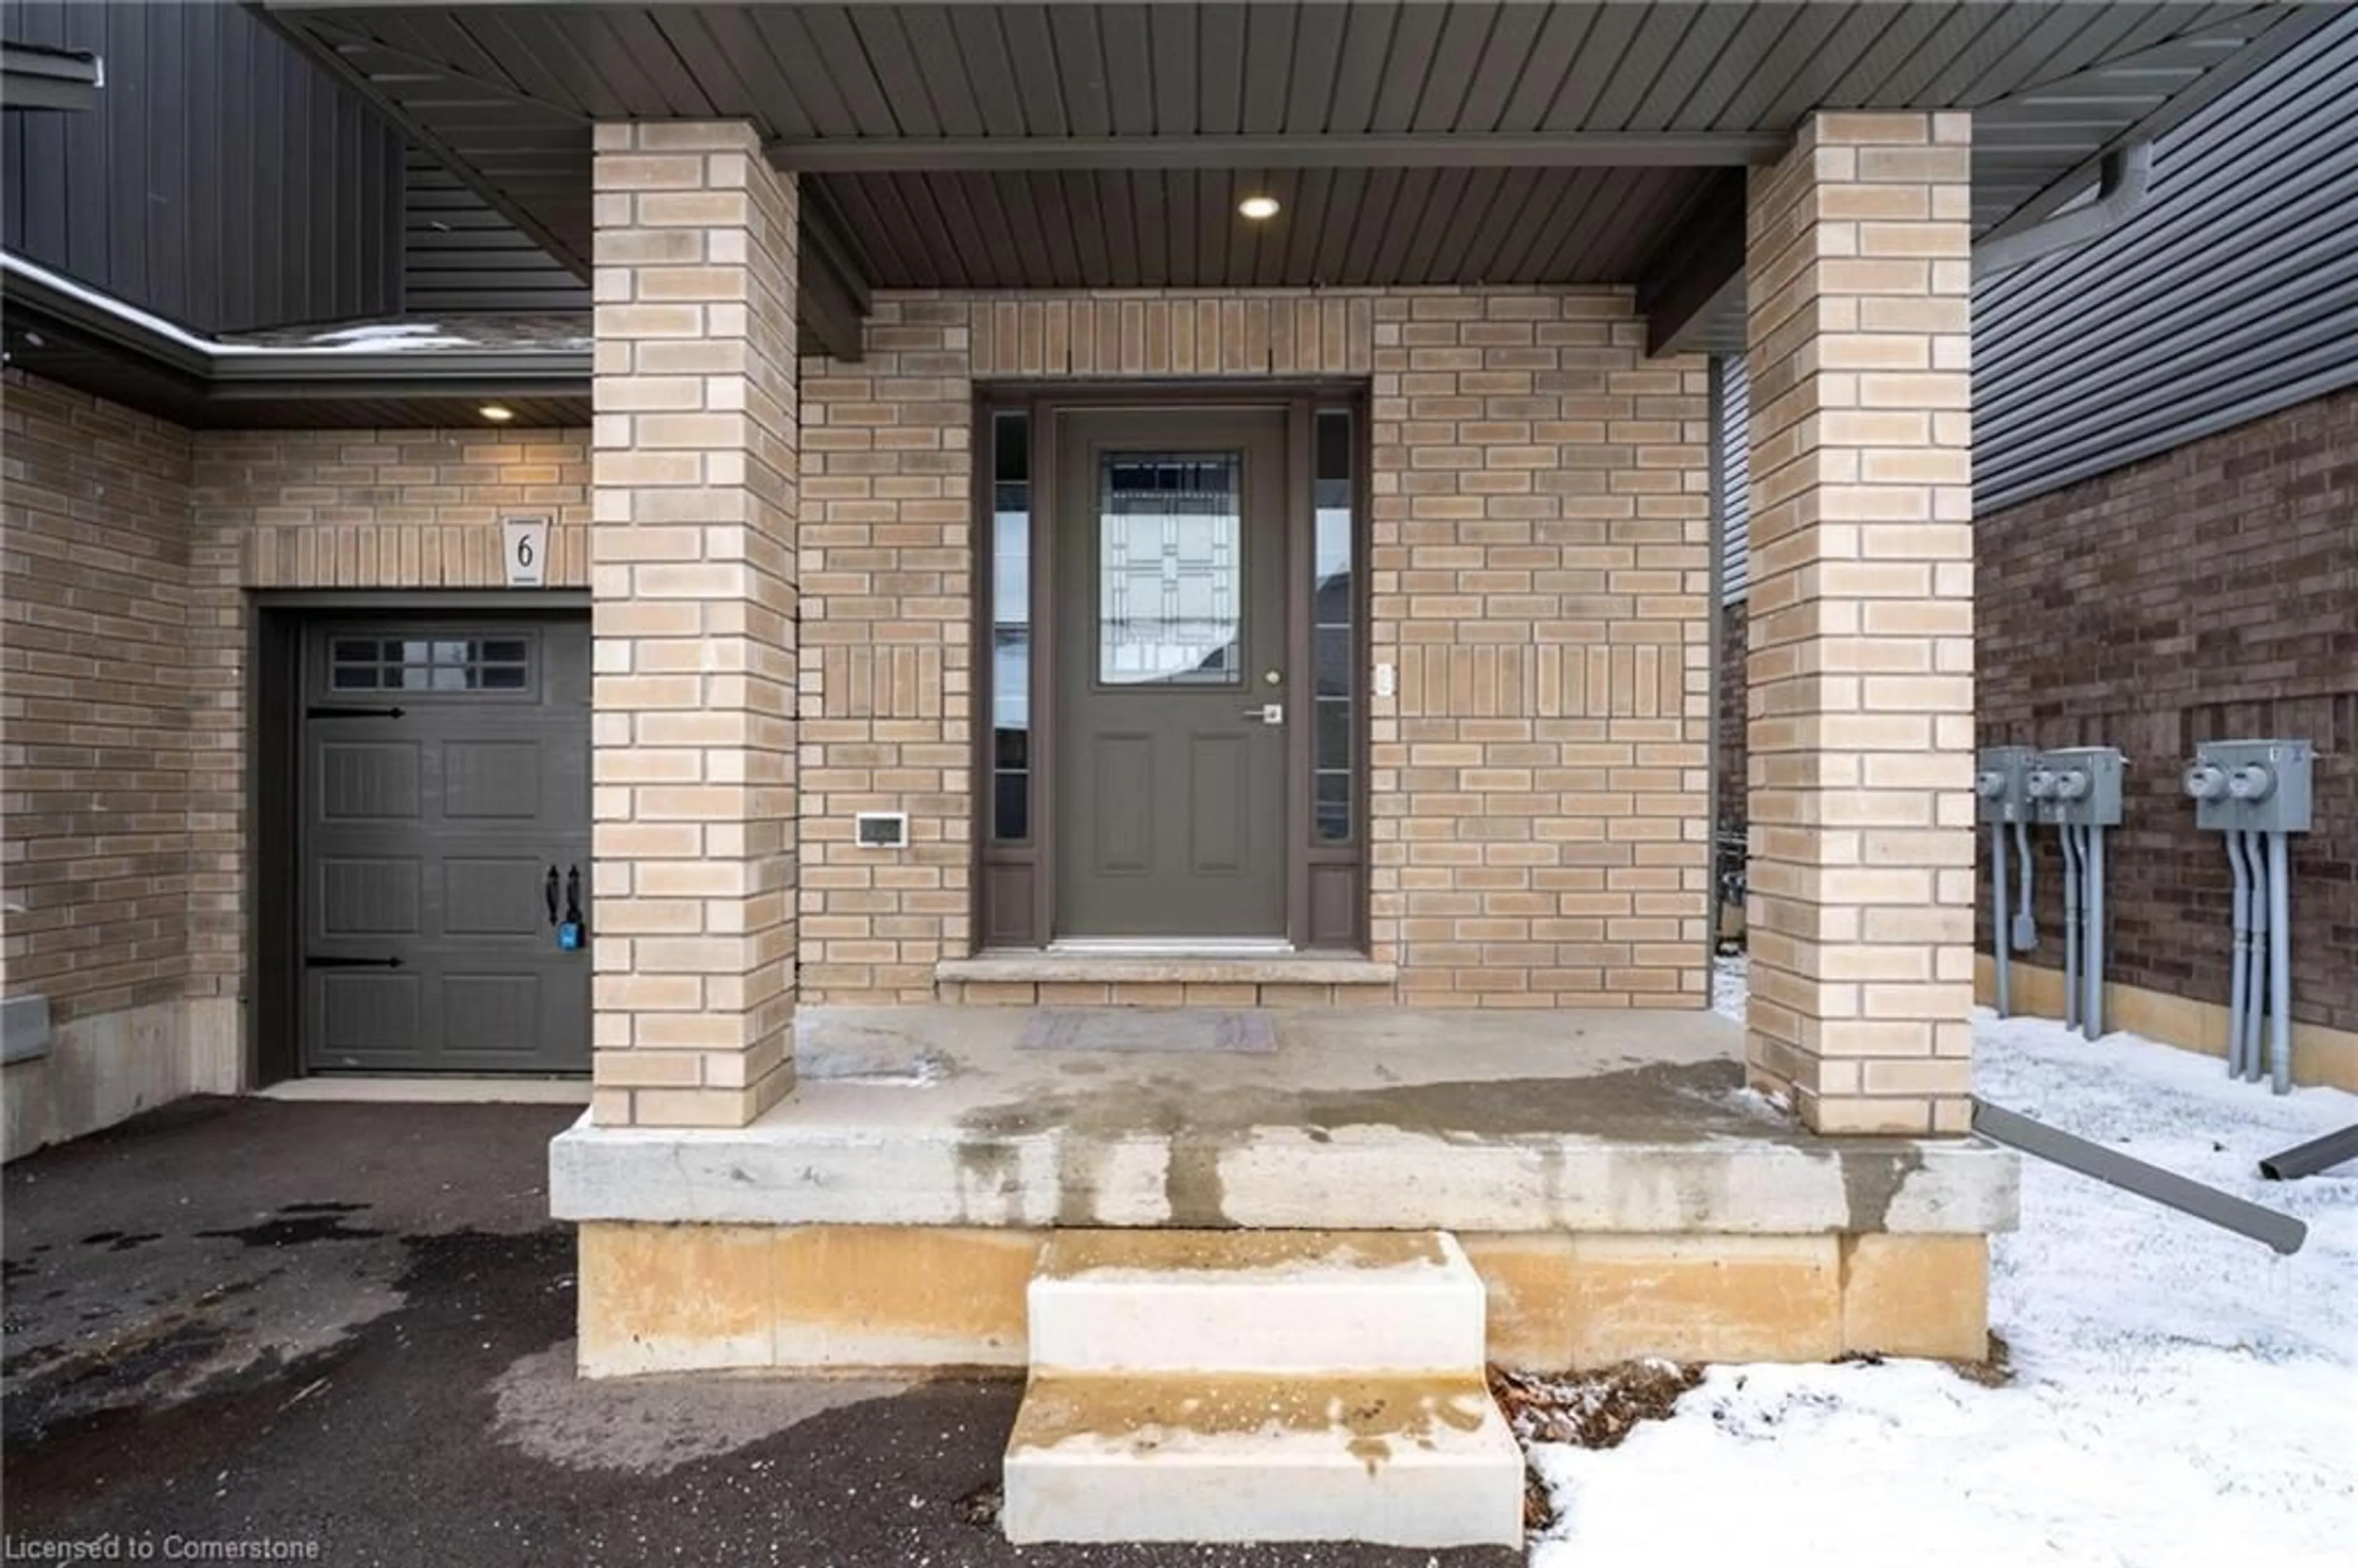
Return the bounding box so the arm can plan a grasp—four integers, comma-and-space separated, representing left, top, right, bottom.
78, 1230, 163, 1252
957, 1059, 1778, 1225
950, 1058, 1942, 1230
1839, 1142, 1927, 1232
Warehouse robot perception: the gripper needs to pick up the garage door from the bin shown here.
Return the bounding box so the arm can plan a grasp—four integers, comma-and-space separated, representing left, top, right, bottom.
301, 619, 591, 1075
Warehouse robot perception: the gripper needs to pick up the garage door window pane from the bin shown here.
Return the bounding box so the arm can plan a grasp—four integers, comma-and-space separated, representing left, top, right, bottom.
330, 636, 534, 695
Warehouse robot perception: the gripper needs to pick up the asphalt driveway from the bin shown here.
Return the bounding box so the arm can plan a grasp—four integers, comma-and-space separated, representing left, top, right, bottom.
2, 1096, 1517, 1567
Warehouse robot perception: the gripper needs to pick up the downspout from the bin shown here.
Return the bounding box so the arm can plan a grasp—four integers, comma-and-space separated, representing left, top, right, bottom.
1972, 143, 2157, 281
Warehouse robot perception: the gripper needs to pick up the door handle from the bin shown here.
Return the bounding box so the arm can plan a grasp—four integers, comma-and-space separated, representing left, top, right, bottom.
545, 866, 561, 926
1242, 702, 1284, 726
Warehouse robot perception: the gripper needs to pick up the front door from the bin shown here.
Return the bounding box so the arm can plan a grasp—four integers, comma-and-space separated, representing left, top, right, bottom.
1054, 409, 1290, 941
299, 618, 591, 1074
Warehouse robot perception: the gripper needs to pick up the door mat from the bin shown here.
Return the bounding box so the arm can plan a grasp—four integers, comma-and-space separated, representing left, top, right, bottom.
1016, 1008, 1278, 1055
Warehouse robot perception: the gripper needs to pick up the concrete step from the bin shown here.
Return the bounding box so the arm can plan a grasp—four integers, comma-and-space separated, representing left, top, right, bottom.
1027, 1229, 1486, 1375
1002, 1371, 1526, 1547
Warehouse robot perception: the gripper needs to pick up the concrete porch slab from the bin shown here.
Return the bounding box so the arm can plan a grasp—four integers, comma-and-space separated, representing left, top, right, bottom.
551, 1008, 2017, 1236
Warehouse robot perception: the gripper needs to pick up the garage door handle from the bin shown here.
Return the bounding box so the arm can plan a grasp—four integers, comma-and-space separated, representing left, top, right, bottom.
304, 955, 405, 970
546, 866, 561, 926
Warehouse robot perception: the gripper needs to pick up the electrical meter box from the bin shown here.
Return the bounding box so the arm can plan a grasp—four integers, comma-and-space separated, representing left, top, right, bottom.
2027, 747, 2125, 827
1975, 745, 2038, 825
2184, 739, 2313, 834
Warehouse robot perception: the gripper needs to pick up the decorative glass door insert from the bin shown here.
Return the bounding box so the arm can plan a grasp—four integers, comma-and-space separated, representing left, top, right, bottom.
1097, 453, 1244, 687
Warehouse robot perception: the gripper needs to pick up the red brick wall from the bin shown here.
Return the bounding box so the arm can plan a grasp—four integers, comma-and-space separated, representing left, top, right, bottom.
1974, 389, 2358, 1033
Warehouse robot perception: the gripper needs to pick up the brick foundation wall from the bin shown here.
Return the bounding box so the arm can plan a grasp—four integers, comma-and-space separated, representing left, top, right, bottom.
2, 371, 196, 1020
797, 287, 1713, 1009
1976, 388, 2358, 1034
188, 427, 593, 1011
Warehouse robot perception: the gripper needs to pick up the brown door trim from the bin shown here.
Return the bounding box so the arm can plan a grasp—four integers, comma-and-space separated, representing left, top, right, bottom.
1283, 397, 1315, 949
972, 386, 1368, 955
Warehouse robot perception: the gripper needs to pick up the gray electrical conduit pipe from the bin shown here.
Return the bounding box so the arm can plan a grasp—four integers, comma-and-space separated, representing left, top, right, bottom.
2246, 840, 2270, 1084
2084, 823, 2106, 1038
2268, 829, 2292, 1096
2226, 829, 2252, 1081
2060, 824, 2081, 1032
2013, 819, 2034, 952
1991, 822, 2011, 1016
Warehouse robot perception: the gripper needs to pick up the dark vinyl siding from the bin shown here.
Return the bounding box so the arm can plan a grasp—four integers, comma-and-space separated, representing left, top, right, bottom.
1, 0, 403, 333
1714, 7, 2358, 591
403, 150, 591, 316
1973, 8, 2358, 512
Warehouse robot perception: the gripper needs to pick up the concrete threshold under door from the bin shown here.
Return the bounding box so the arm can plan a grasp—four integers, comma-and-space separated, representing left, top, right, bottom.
262, 1077, 591, 1106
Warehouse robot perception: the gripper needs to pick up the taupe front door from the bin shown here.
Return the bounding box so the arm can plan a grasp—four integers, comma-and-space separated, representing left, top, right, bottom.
1054, 409, 1290, 940
299, 619, 591, 1074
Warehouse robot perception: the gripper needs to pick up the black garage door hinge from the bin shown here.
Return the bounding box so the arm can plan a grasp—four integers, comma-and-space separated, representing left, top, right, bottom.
305, 705, 407, 720
304, 955, 405, 970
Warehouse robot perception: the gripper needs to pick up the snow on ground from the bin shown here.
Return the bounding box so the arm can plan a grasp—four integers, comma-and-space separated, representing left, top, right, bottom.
1530, 995, 2358, 1568
1711, 951, 1747, 1022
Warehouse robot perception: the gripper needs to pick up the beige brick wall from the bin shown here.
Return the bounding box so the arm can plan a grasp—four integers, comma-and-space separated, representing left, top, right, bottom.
800, 287, 1713, 1008
2, 370, 195, 1019
1743, 112, 1976, 1135
588, 122, 801, 1127
186, 427, 592, 1009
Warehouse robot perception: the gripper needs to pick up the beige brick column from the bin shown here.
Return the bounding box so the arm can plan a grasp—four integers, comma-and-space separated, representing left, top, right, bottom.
590, 123, 799, 1126
1743, 112, 1975, 1135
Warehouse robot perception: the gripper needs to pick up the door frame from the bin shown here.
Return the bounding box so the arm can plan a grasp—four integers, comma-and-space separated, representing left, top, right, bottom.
247, 591, 591, 1087
971, 382, 1369, 955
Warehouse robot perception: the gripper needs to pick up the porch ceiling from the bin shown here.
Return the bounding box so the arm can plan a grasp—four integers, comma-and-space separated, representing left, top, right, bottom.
257, 2, 2333, 356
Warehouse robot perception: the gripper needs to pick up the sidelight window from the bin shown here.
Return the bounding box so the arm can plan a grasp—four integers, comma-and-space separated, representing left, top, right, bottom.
990, 412, 1033, 843
1313, 409, 1356, 844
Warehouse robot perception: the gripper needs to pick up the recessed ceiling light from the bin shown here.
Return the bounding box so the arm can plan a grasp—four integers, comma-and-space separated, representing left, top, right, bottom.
480, 404, 515, 423
1238, 195, 1281, 221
